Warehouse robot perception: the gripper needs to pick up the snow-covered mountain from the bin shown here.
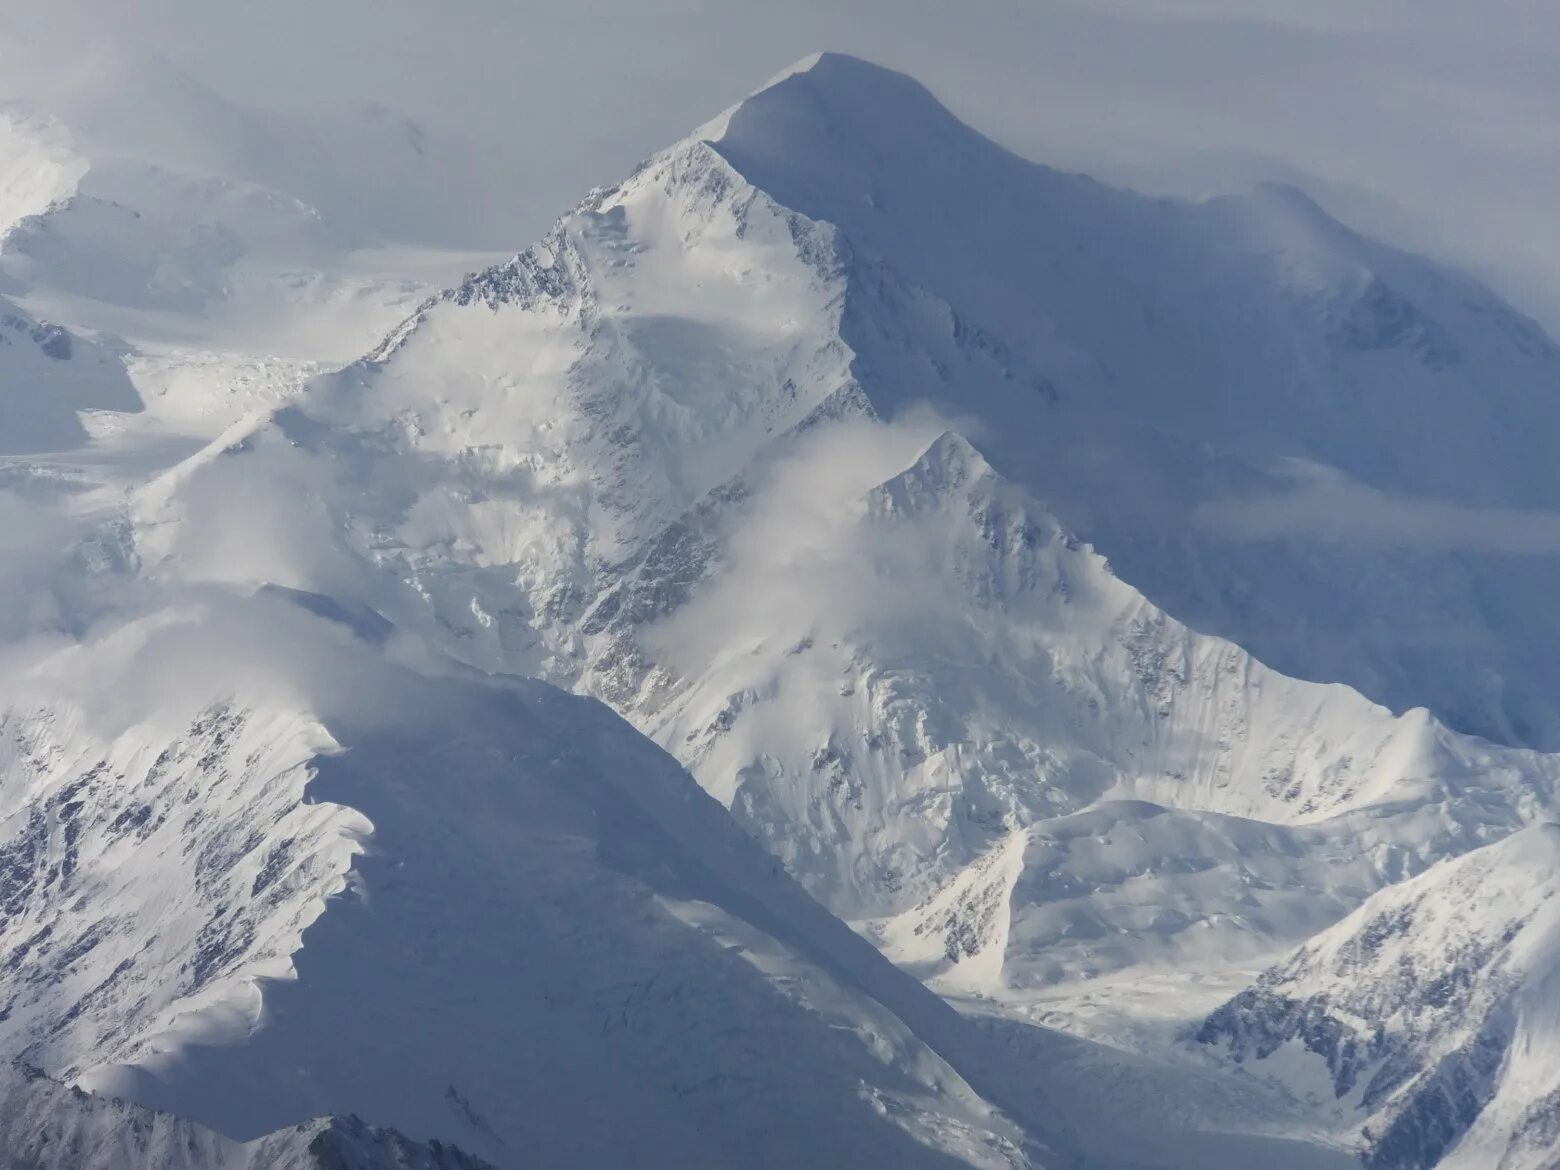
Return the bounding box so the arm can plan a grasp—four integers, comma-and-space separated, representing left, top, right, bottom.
1200, 823, 1560, 1170
0, 95, 444, 369
0, 36, 515, 460
151, 48, 1558, 948
5, 45, 1560, 1170
712, 56, 1560, 755
0, 591, 1068, 1169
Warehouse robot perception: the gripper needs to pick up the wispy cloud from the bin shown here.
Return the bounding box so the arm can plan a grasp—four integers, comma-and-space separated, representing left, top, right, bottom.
641, 411, 960, 672
1195, 462, 1560, 554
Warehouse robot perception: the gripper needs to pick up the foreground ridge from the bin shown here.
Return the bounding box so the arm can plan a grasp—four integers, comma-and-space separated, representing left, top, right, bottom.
0, 1061, 495, 1169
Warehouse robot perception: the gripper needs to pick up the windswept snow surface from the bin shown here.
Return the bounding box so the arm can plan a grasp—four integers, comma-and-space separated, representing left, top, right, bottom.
7, 46, 1560, 1170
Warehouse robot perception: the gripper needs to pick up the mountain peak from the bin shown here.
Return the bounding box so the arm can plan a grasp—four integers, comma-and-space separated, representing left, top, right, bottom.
697, 50, 968, 160
895, 430, 992, 493
752, 50, 929, 97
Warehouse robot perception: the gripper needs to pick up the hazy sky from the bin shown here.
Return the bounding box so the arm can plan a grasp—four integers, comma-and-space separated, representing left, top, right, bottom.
9, 0, 1560, 324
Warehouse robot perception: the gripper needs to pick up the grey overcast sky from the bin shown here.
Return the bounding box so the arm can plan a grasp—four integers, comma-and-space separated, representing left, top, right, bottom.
7, 0, 1560, 325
